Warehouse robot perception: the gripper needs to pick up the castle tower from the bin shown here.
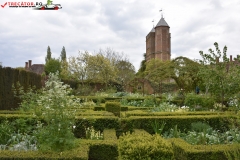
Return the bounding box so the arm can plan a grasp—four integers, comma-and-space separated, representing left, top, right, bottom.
146, 15, 171, 62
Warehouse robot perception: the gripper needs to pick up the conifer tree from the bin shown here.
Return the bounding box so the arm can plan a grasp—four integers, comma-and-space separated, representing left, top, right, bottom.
45, 46, 52, 63
61, 46, 66, 61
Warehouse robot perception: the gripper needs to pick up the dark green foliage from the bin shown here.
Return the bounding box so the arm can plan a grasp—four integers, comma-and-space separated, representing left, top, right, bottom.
60, 46, 67, 61
61, 79, 78, 89
88, 142, 118, 160
45, 46, 52, 63
120, 115, 233, 134
184, 93, 215, 110
105, 102, 121, 117
74, 117, 119, 138
120, 106, 128, 111
44, 58, 61, 75
0, 67, 42, 110
171, 138, 240, 160
94, 106, 105, 111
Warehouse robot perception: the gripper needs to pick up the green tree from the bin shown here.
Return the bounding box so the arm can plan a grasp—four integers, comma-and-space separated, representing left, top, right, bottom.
60, 46, 67, 61
44, 58, 61, 75
144, 59, 174, 93
45, 46, 52, 63
171, 56, 201, 92
198, 42, 240, 105
86, 54, 117, 87
136, 53, 147, 77
115, 60, 135, 89
68, 51, 90, 84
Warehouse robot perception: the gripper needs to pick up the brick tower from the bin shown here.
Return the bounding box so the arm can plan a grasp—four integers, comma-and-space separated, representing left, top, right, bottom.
146, 16, 171, 62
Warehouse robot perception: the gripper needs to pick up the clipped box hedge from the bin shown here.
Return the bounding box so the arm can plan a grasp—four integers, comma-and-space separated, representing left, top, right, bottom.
170, 138, 240, 160
105, 102, 121, 117
74, 116, 120, 138
87, 140, 118, 160
124, 110, 228, 117
118, 129, 174, 160
120, 115, 236, 134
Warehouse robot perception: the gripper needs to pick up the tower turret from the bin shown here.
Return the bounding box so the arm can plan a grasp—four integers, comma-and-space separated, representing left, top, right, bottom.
154, 16, 171, 61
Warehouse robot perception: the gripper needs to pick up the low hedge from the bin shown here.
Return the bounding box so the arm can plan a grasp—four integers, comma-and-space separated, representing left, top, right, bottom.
120, 106, 128, 111
118, 129, 174, 160
105, 102, 121, 117
124, 110, 228, 117
74, 116, 120, 138
93, 106, 105, 111
87, 140, 118, 160
120, 115, 235, 134
103, 129, 117, 140
170, 138, 240, 160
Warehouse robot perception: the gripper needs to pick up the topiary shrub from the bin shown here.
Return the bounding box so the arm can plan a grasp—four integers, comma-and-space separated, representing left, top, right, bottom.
105, 102, 121, 117
119, 132, 174, 160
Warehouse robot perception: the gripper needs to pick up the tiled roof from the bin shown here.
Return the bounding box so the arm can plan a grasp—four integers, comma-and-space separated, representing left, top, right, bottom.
29, 64, 44, 75
156, 17, 169, 27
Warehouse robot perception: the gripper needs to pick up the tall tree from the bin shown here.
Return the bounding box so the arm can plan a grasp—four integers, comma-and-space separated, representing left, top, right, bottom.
61, 46, 67, 61
45, 46, 52, 63
44, 58, 61, 75
171, 56, 201, 92
115, 60, 135, 89
198, 42, 240, 105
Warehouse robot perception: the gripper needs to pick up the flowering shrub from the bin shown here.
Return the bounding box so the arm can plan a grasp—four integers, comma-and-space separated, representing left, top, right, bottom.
17, 72, 81, 152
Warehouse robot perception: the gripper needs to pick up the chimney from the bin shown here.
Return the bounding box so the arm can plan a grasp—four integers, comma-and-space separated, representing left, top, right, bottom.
25, 62, 28, 70
28, 60, 32, 69
230, 55, 232, 62
216, 57, 219, 63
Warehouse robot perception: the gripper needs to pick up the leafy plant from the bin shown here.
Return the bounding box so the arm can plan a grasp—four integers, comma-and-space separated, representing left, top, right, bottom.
151, 120, 166, 135
7, 132, 37, 151
18, 72, 81, 152
0, 120, 14, 145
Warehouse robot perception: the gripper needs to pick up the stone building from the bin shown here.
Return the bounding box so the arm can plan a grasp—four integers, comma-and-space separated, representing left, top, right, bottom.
146, 15, 171, 62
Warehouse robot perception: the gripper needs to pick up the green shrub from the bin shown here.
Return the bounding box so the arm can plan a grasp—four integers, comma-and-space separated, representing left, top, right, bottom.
184, 93, 215, 110
88, 141, 118, 160
105, 102, 121, 117
119, 131, 174, 160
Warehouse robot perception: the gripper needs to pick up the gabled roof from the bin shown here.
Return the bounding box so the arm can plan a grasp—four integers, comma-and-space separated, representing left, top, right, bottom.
155, 17, 169, 27
29, 64, 45, 75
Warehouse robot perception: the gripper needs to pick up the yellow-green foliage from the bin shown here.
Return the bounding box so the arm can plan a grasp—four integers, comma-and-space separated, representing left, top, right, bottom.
119, 131, 174, 160
105, 102, 121, 117
170, 138, 240, 160
125, 110, 227, 117
103, 129, 117, 140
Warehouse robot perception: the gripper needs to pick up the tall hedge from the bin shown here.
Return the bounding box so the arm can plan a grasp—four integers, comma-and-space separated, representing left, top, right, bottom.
0, 67, 42, 110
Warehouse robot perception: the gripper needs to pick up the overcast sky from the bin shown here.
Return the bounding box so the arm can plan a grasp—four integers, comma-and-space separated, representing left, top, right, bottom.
0, 0, 240, 71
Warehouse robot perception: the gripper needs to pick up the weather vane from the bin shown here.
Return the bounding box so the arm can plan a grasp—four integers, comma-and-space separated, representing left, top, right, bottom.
159, 9, 163, 18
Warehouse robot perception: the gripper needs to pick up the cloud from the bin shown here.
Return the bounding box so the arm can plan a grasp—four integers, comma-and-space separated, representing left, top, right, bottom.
0, 0, 239, 71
